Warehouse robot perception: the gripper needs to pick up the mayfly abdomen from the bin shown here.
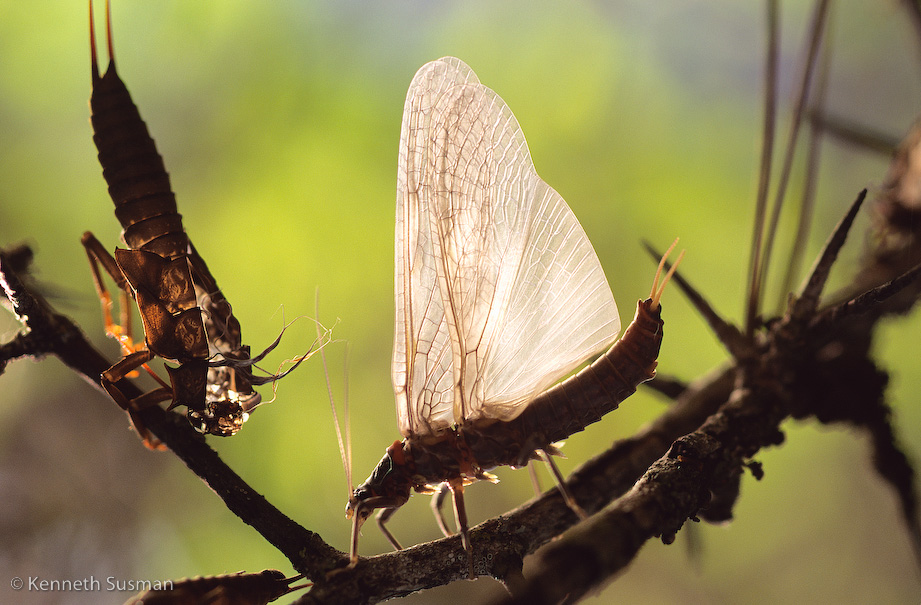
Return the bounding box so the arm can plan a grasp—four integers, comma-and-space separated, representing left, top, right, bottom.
90, 53, 188, 260
539, 298, 662, 435
462, 298, 663, 469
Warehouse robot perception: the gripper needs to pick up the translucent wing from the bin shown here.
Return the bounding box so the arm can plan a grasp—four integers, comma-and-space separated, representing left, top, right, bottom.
393, 58, 479, 437
393, 57, 620, 437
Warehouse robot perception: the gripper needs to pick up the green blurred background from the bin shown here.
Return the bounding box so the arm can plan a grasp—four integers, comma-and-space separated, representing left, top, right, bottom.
1, 1, 920, 603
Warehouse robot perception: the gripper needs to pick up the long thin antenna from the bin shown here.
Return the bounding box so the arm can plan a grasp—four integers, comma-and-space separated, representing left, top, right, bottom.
343, 344, 352, 493
316, 291, 352, 495
809, 112, 899, 155
745, 0, 780, 336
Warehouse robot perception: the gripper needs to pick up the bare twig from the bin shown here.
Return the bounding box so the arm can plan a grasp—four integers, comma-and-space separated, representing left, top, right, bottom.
757, 0, 831, 314
746, 0, 780, 336
778, 23, 834, 305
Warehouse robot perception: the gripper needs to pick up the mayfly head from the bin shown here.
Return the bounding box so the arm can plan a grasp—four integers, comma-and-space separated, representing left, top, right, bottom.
345, 441, 413, 564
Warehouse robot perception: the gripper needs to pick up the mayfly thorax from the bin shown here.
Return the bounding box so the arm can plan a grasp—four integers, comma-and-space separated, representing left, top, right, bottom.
82, 1, 304, 447
344, 57, 682, 574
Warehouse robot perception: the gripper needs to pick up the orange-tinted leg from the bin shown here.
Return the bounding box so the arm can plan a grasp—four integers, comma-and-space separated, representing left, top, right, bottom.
100, 347, 172, 449
82, 232, 130, 344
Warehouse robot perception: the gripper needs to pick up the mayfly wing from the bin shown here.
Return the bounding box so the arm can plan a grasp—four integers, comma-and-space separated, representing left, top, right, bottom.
394, 57, 620, 437
394, 58, 479, 436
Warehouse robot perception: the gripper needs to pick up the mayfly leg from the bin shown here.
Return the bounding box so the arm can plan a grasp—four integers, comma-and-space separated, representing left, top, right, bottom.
447, 479, 475, 579
375, 507, 404, 551
81, 231, 132, 347
430, 483, 454, 538
539, 449, 587, 520
527, 462, 543, 497
82, 233, 172, 388
368, 481, 474, 577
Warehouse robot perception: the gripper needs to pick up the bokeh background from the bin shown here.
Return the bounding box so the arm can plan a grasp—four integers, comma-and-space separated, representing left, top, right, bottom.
2, 1, 920, 603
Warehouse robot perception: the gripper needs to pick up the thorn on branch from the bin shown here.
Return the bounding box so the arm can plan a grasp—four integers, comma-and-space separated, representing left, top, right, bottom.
790, 189, 867, 322
814, 261, 921, 329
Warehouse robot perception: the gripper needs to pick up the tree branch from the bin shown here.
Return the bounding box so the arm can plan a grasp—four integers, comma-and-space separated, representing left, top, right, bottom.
0, 248, 340, 579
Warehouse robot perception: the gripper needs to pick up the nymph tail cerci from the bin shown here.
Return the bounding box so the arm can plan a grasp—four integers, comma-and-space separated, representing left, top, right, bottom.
345, 57, 682, 576
82, 1, 307, 447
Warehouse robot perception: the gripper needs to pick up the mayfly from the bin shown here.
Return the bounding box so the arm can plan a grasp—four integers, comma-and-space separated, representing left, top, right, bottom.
82, 1, 308, 447
345, 57, 682, 573
123, 569, 310, 605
